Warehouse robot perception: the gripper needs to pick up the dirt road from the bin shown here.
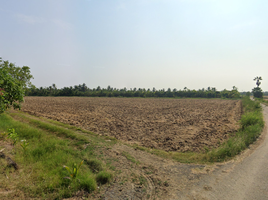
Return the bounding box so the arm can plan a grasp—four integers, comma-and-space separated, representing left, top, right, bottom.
183, 104, 268, 200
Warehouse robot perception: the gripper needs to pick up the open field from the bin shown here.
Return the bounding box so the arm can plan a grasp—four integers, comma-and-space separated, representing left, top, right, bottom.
0, 97, 264, 199
22, 97, 242, 152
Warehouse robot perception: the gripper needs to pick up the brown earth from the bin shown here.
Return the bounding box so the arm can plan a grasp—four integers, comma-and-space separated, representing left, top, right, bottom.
21, 97, 242, 152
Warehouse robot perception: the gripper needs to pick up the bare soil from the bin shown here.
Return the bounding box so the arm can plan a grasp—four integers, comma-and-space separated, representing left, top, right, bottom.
22, 97, 242, 152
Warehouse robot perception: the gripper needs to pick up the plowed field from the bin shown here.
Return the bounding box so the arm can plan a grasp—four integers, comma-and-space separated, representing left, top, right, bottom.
21, 97, 242, 152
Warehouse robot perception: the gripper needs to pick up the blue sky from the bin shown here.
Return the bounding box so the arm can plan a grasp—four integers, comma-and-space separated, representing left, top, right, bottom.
0, 0, 267, 91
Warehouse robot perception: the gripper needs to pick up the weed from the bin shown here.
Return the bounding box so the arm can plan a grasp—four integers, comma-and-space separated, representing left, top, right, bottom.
0, 131, 8, 140
20, 139, 29, 152
63, 160, 84, 180
7, 128, 19, 145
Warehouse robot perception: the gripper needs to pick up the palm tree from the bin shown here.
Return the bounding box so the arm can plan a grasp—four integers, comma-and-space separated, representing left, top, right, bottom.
254, 76, 262, 87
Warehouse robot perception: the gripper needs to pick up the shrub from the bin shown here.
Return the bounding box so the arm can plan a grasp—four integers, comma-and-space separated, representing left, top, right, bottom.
240, 112, 262, 130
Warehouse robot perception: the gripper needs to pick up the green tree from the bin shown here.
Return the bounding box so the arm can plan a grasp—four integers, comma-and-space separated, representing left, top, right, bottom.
254, 76, 262, 87
252, 76, 263, 98
0, 57, 33, 113
0, 59, 33, 89
252, 87, 263, 98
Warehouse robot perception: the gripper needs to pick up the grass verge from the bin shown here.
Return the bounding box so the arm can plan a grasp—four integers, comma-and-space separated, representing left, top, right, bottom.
0, 113, 113, 199
205, 97, 264, 162
256, 97, 268, 106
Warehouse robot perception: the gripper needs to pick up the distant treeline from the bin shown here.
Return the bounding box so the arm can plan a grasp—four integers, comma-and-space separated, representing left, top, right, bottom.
26, 84, 242, 98
240, 91, 268, 96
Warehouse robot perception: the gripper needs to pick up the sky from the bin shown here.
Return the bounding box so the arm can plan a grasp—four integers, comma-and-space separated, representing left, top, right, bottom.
0, 0, 267, 92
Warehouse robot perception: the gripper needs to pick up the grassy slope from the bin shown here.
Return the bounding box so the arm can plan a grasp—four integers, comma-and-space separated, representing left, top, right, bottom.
0, 113, 114, 199
206, 97, 264, 161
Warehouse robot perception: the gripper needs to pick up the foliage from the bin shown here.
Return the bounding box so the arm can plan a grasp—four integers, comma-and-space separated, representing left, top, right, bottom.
207, 97, 264, 162
0, 113, 112, 199
254, 76, 262, 87
240, 112, 263, 129
63, 160, 84, 180
7, 128, 19, 145
0, 57, 33, 89
0, 68, 24, 113
0, 131, 8, 140
26, 83, 241, 99
0, 57, 33, 113
20, 139, 29, 151
252, 76, 263, 99
252, 87, 263, 98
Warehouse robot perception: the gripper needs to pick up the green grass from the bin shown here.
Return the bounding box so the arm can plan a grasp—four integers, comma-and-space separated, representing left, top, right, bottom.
256, 97, 268, 106
0, 113, 113, 199
205, 97, 264, 162
96, 171, 113, 184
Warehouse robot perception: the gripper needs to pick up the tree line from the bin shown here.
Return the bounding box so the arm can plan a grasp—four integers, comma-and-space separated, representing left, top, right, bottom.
2, 56, 267, 115
26, 84, 241, 99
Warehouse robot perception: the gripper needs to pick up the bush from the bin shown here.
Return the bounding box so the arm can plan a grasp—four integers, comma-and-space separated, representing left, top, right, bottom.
240, 112, 262, 130
252, 87, 263, 99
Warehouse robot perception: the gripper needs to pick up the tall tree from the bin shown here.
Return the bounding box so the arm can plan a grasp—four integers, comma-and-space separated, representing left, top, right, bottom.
252, 76, 263, 98
254, 76, 262, 87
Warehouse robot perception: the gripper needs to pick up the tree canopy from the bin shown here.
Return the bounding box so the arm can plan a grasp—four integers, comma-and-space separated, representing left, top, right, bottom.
26, 83, 241, 99
252, 76, 263, 99
0, 57, 33, 113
